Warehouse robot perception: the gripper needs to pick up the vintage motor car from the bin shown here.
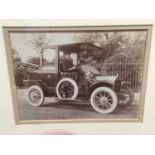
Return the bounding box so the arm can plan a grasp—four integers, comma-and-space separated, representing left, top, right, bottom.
23, 42, 134, 114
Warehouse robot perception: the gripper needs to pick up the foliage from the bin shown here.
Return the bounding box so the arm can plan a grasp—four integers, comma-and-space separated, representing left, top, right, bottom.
27, 57, 41, 65
27, 56, 56, 66
74, 31, 146, 62
12, 48, 26, 87
75, 31, 146, 91
15, 63, 26, 87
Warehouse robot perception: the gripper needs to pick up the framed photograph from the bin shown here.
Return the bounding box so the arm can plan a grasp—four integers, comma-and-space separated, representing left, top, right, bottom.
3, 25, 152, 124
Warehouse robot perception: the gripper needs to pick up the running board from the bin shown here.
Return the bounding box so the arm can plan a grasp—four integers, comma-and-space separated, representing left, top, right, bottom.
57, 98, 81, 102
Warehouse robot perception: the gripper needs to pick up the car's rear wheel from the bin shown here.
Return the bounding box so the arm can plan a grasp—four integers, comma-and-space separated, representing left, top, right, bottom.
56, 78, 78, 99
27, 85, 44, 107
90, 87, 118, 114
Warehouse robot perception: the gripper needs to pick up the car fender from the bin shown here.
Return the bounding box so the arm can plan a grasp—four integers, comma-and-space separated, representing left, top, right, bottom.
87, 81, 114, 99
93, 75, 118, 85
121, 81, 131, 88
23, 80, 48, 92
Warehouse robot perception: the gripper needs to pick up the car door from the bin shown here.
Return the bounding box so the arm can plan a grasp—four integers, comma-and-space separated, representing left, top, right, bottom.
40, 48, 59, 88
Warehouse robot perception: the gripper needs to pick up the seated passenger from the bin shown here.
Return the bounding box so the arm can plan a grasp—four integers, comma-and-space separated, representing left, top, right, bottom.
60, 53, 79, 72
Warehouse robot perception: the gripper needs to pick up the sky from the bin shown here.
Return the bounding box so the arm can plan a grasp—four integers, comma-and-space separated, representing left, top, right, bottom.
10, 31, 146, 62
10, 32, 76, 61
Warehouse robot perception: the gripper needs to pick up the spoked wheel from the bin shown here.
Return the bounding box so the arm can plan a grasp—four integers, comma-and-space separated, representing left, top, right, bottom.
56, 78, 78, 99
90, 87, 118, 114
118, 86, 134, 107
27, 85, 44, 107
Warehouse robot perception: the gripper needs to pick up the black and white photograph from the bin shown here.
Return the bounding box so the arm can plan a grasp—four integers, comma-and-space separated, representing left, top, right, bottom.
3, 26, 152, 123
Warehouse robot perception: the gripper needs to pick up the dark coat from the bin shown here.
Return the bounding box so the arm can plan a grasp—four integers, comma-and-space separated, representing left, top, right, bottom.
60, 58, 73, 72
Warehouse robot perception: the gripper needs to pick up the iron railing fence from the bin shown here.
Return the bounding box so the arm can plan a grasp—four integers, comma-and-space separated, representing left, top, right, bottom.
97, 62, 144, 92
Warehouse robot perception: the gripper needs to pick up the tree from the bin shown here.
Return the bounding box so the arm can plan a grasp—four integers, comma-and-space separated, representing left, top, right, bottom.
28, 33, 52, 65
27, 57, 47, 65
74, 31, 146, 91
12, 48, 21, 64
27, 57, 41, 65
75, 32, 111, 45
116, 32, 146, 62
74, 31, 146, 62
28, 33, 52, 52
11, 48, 25, 87
74, 32, 124, 62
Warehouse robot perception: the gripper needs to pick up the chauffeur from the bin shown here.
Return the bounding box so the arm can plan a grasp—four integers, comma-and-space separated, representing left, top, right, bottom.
61, 53, 74, 72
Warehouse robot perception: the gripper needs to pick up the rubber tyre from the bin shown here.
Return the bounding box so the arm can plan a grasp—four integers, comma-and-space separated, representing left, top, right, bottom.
27, 85, 44, 107
90, 87, 118, 114
56, 78, 78, 99
119, 86, 134, 107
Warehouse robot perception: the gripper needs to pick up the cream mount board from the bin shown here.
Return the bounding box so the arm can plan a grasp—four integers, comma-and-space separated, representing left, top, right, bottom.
0, 20, 154, 135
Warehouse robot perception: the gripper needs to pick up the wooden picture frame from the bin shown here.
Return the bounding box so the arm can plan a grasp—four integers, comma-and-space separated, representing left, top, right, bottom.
3, 24, 152, 125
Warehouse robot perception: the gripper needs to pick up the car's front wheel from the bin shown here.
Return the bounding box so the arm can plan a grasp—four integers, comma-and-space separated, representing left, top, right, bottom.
27, 85, 44, 107
90, 87, 118, 114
